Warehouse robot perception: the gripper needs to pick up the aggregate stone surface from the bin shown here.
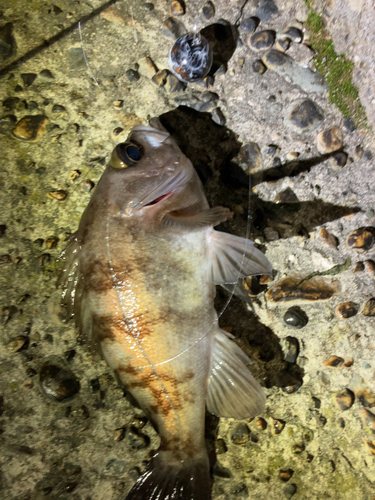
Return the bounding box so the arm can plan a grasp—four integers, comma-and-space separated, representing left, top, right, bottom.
0, 1, 375, 499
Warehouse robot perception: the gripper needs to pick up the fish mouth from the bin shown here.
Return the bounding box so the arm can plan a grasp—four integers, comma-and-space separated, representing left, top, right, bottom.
144, 191, 173, 207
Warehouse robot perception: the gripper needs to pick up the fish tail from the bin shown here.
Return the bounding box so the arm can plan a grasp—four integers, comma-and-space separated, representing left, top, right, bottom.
126, 451, 211, 500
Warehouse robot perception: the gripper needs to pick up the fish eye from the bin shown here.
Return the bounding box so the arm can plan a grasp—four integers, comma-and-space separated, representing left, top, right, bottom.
111, 142, 143, 169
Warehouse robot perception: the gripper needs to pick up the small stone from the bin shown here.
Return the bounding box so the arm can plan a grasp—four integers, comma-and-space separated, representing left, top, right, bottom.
170, 0, 185, 16
264, 227, 279, 241
201, 91, 219, 103
38, 253, 51, 266
343, 117, 355, 132
199, 101, 216, 112
275, 37, 291, 52
274, 188, 299, 204
211, 107, 225, 126
7, 336, 29, 352
132, 416, 148, 429
360, 409, 375, 433
138, 57, 157, 78
281, 27, 303, 43
69, 170, 81, 181
364, 150, 373, 160
14, 85, 23, 92
364, 260, 375, 275
39, 69, 54, 79
316, 127, 343, 154
47, 190, 68, 202
81, 180, 95, 193
284, 483, 297, 499
354, 145, 363, 160
252, 59, 267, 74
69, 48, 85, 69
195, 76, 214, 88
273, 156, 282, 167
259, 275, 272, 285
284, 99, 324, 133
0, 114, 16, 132
364, 440, 375, 456
329, 151, 347, 170
45, 236, 59, 248
279, 469, 294, 482
335, 389, 355, 411
361, 298, 375, 317
165, 73, 185, 93
239, 17, 259, 33
39, 359, 80, 402
280, 336, 299, 364
255, 0, 278, 21
319, 228, 338, 248
322, 355, 344, 367
202, 1, 215, 20
216, 438, 227, 454
114, 427, 126, 442
346, 227, 375, 252
113, 100, 123, 109
231, 143, 262, 174
151, 69, 169, 87
3, 97, 20, 109
292, 443, 305, 454
52, 104, 66, 114
104, 458, 127, 476
255, 417, 267, 430
128, 426, 150, 450
231, 423, 250, 444
21, 73, 37, 87
126, 69, 140, 82
161, 17, 186, 39
248, 31, 275, 51
271, 418, 285, 435
12, 115, 49, 142
267, 276, 340, 303
142, 2, 154, 10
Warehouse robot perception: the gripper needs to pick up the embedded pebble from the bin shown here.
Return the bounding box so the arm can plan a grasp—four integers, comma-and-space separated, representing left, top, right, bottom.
138, 57, 157, 78
170, 0, 185, 17
128, 426, 150, 449
255, 0, 278, 21
69, 170, 81, 181
354, 145, 363, 160
267, 276, 340, 303
364, 440, 375, 456
322, 355, 344, 367
12, 115, 49, 142
274, 188, 299, 204
275, 38, 291, 52
284, 99, 324, 133
231, 423, 250, 444
161, 17, 186, 39
165, 73, 185, 93
239, 17, 259, 33
231, 143, 262, 174
284, 483, 297, 499
335, 389, 355, 411
216, 438, 227, 454
114, 427, 126, 442
81, 180, 95, 193
47, 190, 68, 202
126, 69, 140, 82
45, 236, 59, 248
281, 27, 303, 43
0, 254, 12, 265
343, 117, 355, 132
346, 227, 375, 252
316, 127, 343, 154
248, 31, 275, 51
211, 107, 225, 126
152, 69, 169, 87
361, 298, 375, 317
279, 469, 294, 482
319, 228, 338, 248
280, 336, 299, 363
364, 260, 375, 275
202, 1, 215, 20
335, 302, 358, 319
360, 409, 375, 433
132, 416, 148, 429
196, 76, 214, 88
39, 359, 80, 402
252, 59, 267, 74
329, 151, 347, 169
262, 50, 327, 93
264, 227, 279, 241
52, 104, 66, 114
39, 69, 54, 79
7, 336, 29, 352
21, 73, 37, 87
292, 443, 305, 454
271, 418, 285, 435
254, 417, 267, 430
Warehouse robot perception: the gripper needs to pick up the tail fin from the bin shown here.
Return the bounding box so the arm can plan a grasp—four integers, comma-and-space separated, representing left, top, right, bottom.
126, 452, 211, 500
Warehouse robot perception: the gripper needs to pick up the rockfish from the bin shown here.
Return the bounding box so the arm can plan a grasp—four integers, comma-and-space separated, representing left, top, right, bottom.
58, 119, 272, 500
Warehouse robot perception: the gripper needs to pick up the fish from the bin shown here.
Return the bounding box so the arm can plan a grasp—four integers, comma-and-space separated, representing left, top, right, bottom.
57, 118, 272, 500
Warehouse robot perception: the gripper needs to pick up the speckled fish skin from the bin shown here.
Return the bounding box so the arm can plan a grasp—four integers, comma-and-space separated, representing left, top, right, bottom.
58, 119, 272, 500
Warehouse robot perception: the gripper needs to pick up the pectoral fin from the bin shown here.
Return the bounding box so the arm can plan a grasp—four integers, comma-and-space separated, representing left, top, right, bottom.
209, 230, 272, 284
162, 206, 232, 229
206, 329, 266, 419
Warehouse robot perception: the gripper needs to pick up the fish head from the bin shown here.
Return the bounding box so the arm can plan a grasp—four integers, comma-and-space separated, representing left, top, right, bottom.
105, 118, 197, 217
